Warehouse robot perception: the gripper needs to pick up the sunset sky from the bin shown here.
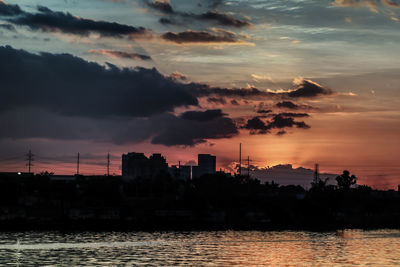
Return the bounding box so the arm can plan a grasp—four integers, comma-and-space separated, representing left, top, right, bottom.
0, 0, 399, 188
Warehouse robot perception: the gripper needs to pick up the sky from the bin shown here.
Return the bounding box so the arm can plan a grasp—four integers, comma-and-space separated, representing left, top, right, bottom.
0, 0, 399, 189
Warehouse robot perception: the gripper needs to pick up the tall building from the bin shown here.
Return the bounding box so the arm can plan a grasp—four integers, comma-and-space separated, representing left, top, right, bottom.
122, 152, 168, 179
193, 154, 216, 178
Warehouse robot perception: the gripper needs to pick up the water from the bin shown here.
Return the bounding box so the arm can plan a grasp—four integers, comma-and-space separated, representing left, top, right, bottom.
0, 230, 399, 266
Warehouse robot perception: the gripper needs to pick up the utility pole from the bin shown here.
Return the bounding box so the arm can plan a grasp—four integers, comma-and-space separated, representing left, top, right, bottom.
239, 143, 242, 175
314, 163, 319, 184
77, 153, 80, 175
247, 156, 250, 177
26, 150, 34, 174
107, 152, 110, 176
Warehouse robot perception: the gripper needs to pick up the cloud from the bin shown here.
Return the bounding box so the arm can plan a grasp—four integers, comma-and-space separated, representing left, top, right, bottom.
268, 114, 310, 129
251, 164, 338, 187
243, 113, 310, 135
276, 101, 299, 110
190, 78, 333, 100
168, 71, 187, 81
191, 85, 273, 99
0, 1, 23, 16
197, 11, 252, 28
0, 45, 197, 118
151, 112, 238, 146
8, 5, 149, 38
207, 97, 227, 104
0, 23, 15, 31
243, 117, 270, 134
147, 0, 173, 14
230, 99, 240, 105
382, 0, 400, 8
161, 29, 248, 44
331, 0, 400, 12
89, 49, 151, 60
288, 78, 333, 98
146, 1, 251, 28
0, 108, 238, 147
159, 17, 175, 25
279, 112, 309, 118
180, 109, 226, 121
256, 109, 272, 114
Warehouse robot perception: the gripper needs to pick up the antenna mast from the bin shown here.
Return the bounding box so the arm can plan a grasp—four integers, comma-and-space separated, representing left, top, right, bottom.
314, 163, 319, 184
107, 152, 110, 176
247, 156, 250, 177
239, 143, 242, 175
26, 150, 34, 174
77, 153, 80, 175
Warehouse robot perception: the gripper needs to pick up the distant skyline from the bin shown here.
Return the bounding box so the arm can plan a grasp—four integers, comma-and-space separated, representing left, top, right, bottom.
0, 0, 399, 189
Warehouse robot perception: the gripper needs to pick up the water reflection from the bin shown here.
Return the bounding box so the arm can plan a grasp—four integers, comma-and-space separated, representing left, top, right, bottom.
0, 230, 399, 266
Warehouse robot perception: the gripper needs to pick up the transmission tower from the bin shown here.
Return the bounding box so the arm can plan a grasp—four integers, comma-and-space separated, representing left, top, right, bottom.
247, 156, 250, 177
76, 153, 80, 175
26, 150, 34, 174
239, 143, 242, 175
107, 152, 110, 176
314, 163, 320, 184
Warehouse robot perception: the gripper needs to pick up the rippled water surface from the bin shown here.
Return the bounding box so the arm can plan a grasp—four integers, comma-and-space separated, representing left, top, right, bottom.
0, 229, 400, 266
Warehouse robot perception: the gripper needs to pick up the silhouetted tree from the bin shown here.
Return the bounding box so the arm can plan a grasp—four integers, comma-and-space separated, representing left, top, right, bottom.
336, 170, 357, 190
311, 177, 329, 191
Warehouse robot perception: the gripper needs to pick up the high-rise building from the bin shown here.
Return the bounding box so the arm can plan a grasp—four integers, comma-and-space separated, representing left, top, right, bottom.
122, 152, 168, 179
194, 154, 216, 178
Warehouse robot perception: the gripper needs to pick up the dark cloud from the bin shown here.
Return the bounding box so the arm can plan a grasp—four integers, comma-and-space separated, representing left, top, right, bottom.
243, 113, 310, 135
230, 99, 240, 105
190, 84, 273, 98
256, 109, 272, 114
152, 112, 238, 146
159, 17, 174, 24
190, 78, 332, 100
276, 130, 286, 135
89, 49, 151, 60
243, 117, 269, 134
147, 1, 173, 14
0, 45, 197, 118
0, 23, 15, 31
146, 1, 250, 28
279, 112, 309, 118
161, 29, 240, 43
288, 78, 332, 98
207, 97, 227, 104
268, 114, 310, 129
276, 101, 299, 109
198, 11, 251, 28
180, 109, 226, 121
8, 6, 149, 38
0, 1, 23, 16
0, 108, 238, 147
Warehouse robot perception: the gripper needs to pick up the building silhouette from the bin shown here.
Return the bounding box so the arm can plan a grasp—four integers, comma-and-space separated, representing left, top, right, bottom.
169, 165, 191, 181
122, 152, 168, 179
193, 154, 216, 178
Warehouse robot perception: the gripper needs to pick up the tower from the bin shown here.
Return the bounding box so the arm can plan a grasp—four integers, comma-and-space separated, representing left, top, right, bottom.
26, 150, 34, 174
314, 163, 319, 184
